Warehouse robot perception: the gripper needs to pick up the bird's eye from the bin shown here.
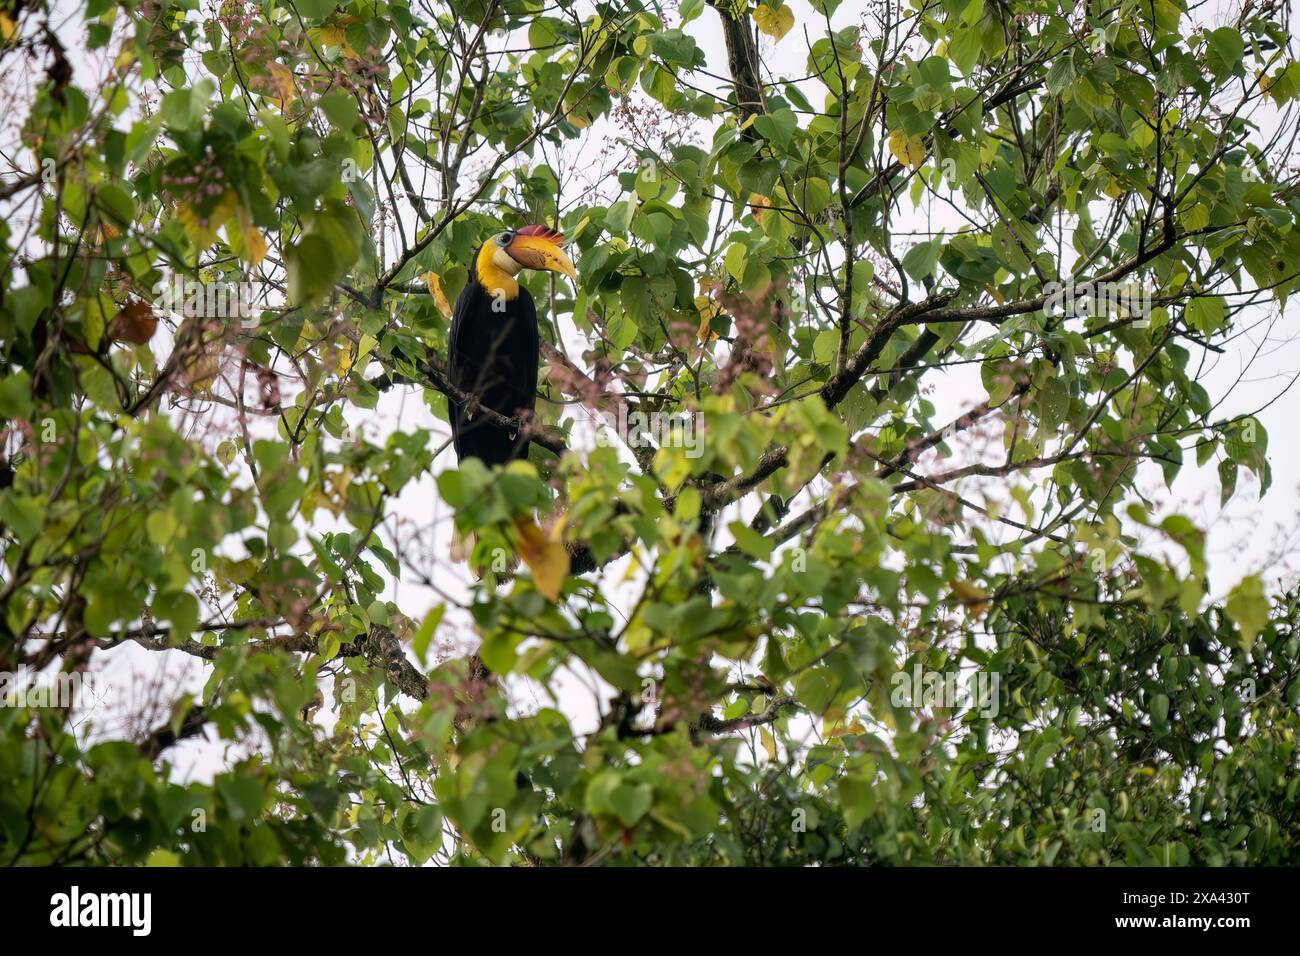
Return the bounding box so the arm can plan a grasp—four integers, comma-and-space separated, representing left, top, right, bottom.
497, 232, 514, 246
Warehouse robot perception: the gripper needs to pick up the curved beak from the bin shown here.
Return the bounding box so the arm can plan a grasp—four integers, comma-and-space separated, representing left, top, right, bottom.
506, 234, 577, 283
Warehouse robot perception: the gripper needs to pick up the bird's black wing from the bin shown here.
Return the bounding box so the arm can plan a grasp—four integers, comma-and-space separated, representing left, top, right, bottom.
515, 285, 540, 426
448, 278, 539, 467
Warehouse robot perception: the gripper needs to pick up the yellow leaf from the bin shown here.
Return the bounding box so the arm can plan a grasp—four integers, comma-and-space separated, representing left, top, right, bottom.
752, 3, 794, 42
564, 99, 591, 128
323, 468, 352, 517
1257, 69, 1272, 102
888, 129, 926, 170
187, 356, 221, 393
512, 514, 570, 602
175, 318, 224, 393
425, 272, 451, 318
336, 345, 355, 380
336, 333, 376, 384
181, 191, 265, 266
1103, 177, 1126, 199
696, 301, 718, 342
267, 63, 296, 111
292, 320, 319, 354
183, 348, 220, 390
244, 227, 267, 266
236, 206, 266, 267
175, 202, 204, 245
749, 193, 770, 226
182, 344, 222, 393
759, 728, 777, 760
0, 12, 16, 43
317, 26, 359, 58
695, 276, 721, 342
825, 718, 866, 739
177, 190, 239, 249
949, 579, 990, 619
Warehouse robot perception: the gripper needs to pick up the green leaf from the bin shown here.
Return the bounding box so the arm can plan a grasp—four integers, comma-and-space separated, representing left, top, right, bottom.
1205, 28, 1244, 81
608, 782, 654, 827
730, 521, 774, 560
0, 371, 33, 419
154, 591, 200, 642
1045, 56, 1077, 96
902, 238, 942, 281
319, 91, 359, 129
0, 491, 42, 542
949, 28, 982, 76
1185, 295, 1226, 333
1218, 459, 1237, 506
95, 184, 136, 226
295, 0, 337, 19
1151, 693, 1170, 728
412, 605, 445, 664
1225, 575, 1268, 651
724, 242, 748, 281
287, 234, 340, 307
159, 80, 214, 130
753, 109, 797, 148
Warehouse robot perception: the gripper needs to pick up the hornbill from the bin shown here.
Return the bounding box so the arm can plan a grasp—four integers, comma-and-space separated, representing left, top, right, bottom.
448, 224, 576, 467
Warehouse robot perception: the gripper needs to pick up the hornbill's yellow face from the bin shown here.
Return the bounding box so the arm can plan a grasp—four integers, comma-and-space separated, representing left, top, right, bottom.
480, 225, 577, 287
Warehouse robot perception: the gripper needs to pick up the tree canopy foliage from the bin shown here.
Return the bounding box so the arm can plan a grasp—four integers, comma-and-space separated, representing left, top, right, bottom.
3, 0, 1300, 866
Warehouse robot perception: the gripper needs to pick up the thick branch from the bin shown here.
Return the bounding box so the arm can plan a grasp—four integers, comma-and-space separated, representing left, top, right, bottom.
118, 624, 429, 703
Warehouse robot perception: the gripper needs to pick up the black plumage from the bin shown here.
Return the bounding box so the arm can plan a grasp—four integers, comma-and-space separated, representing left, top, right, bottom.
447, 259, 540, 467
